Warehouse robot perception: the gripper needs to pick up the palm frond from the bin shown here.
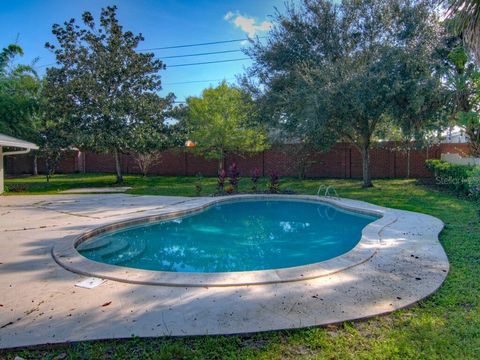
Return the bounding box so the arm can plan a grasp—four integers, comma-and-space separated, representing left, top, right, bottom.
447, 0, 480, 63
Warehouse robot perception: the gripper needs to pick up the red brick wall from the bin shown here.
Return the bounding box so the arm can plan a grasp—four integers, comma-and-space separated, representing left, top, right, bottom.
5, 150, 78, 175
3, 142, 461, 178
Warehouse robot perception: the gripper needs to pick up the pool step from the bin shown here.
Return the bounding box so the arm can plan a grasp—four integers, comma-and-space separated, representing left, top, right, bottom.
77, 237, 112, 251
108, 242, 147, 265
95, 239, 130, 259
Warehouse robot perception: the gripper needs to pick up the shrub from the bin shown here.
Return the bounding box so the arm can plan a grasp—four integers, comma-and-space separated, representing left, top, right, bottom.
468, 166, 480, 199
133, 151, 162, 177
227, 163, 240, 191
425, 159, 478, 197
268, 171, 280, 194
194, 173, 203, 196
6, 183, 28, 193
251, 167, 261, 192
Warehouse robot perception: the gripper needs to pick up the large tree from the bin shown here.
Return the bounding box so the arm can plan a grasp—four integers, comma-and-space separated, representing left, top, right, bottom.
436, 31, 480, 157
388, 39, 445, 177
44, 6, 170, 183
0, 44, 40, 140
0, 44, 73, 179
247, 0, 442, 187
184, 81, 267, 172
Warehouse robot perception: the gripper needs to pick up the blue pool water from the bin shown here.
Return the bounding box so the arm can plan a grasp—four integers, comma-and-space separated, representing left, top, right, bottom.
78, 199, 378, 273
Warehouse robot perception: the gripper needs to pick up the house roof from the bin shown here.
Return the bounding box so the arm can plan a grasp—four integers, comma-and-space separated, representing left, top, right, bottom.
0, 133, 38, 150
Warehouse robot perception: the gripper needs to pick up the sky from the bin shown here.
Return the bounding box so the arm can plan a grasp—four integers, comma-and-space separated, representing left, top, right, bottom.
0, 0, 294, 102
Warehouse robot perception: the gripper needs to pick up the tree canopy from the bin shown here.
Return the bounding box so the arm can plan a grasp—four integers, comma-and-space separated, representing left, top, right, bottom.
446, 0, 480, 65
184, 81, 267, 172
43, 5, 172, 183
441, 36, 480, 156
247, 0, 443, 187
0, 44, 40, 141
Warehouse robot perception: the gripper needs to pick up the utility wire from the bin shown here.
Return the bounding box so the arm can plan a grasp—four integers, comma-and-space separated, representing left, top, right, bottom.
35, 37, 264, 68
139, 37, 264, 52
162, 49, 242, 59
35, 36, 261, 69
35, 62, 55, 69
167, 58, 250, 68
35, 57, 249, 69
164, 77, 235, 85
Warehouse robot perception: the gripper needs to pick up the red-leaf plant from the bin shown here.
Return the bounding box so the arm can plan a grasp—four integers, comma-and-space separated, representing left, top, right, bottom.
217, 169, 226, 192
228, 162, 240, 191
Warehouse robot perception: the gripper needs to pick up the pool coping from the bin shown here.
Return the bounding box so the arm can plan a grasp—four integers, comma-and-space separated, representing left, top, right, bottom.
52, 195, 396, 287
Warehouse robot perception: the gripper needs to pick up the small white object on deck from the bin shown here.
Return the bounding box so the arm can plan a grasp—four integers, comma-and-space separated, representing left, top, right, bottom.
75, 277, 106, 289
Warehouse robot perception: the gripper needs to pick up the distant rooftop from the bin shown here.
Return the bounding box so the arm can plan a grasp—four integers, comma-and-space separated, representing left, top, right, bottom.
0, 133, 38, 150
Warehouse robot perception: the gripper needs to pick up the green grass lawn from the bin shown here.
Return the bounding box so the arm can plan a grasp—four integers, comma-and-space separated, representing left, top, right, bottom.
2, 174, 480, 359
5, 173, 357, 197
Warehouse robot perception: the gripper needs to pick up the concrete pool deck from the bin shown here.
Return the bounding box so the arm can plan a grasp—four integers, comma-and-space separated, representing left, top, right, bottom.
0, 194, 448, 349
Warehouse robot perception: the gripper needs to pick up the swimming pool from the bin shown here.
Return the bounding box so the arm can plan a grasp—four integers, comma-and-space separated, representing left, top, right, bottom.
77, 199, 378, 273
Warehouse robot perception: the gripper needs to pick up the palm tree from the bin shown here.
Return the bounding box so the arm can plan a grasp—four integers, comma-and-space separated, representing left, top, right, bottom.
447, 1, 480, 64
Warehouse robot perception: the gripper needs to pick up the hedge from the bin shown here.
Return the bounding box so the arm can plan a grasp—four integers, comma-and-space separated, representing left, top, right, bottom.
426, 159, 479, 198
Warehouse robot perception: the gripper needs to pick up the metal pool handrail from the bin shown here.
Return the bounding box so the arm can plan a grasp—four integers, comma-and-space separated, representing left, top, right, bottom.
317, 185, 339, 199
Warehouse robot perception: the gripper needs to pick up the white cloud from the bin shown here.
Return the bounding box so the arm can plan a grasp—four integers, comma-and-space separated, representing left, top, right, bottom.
224, 11, 235, 21
224, 11, 272, 38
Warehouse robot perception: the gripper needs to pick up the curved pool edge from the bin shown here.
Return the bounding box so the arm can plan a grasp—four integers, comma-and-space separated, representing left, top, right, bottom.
52, 194, 397, 287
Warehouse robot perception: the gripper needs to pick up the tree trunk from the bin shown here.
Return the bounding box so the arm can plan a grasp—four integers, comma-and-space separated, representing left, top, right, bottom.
469, 139, 480, 158
45, 158, 51, 183
360, 145, 373, 188
406, 149, 411, 179
113, 148, 123, 183
465, 126, 480, 157
33, 155, 38, 176
218, 153, 224, 173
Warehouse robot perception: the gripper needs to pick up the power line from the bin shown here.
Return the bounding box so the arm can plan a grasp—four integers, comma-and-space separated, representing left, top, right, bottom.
35, 57, 250, 70
167, 58, 250, 68
163, 77, 236, 85
162, 49, 242, 59
35, 36, 261, 69
35, 62, 55, 69
35, 37, 265, 68
139, 37, 264, 52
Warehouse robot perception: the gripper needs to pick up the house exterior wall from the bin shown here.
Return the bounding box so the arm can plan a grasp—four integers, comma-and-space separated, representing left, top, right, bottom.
441, 152, 480, 166
0, 147, 4, 193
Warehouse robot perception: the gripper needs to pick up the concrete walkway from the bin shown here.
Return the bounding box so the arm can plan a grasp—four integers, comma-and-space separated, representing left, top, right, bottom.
0, 194, 448, 349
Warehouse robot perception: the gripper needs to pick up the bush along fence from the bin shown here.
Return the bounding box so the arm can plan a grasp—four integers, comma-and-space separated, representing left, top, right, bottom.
426, 159, 480, 199
4, 142, 471, 179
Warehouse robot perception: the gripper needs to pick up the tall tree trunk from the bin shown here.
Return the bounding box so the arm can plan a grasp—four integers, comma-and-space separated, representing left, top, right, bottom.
407, 149, 411, 179
45, 158, 51, 183
465, 126, 480, 157
218, 152, 224, 173
360, 145, 373, 188
113, 148, 123, 183
33, 155, 38, 176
